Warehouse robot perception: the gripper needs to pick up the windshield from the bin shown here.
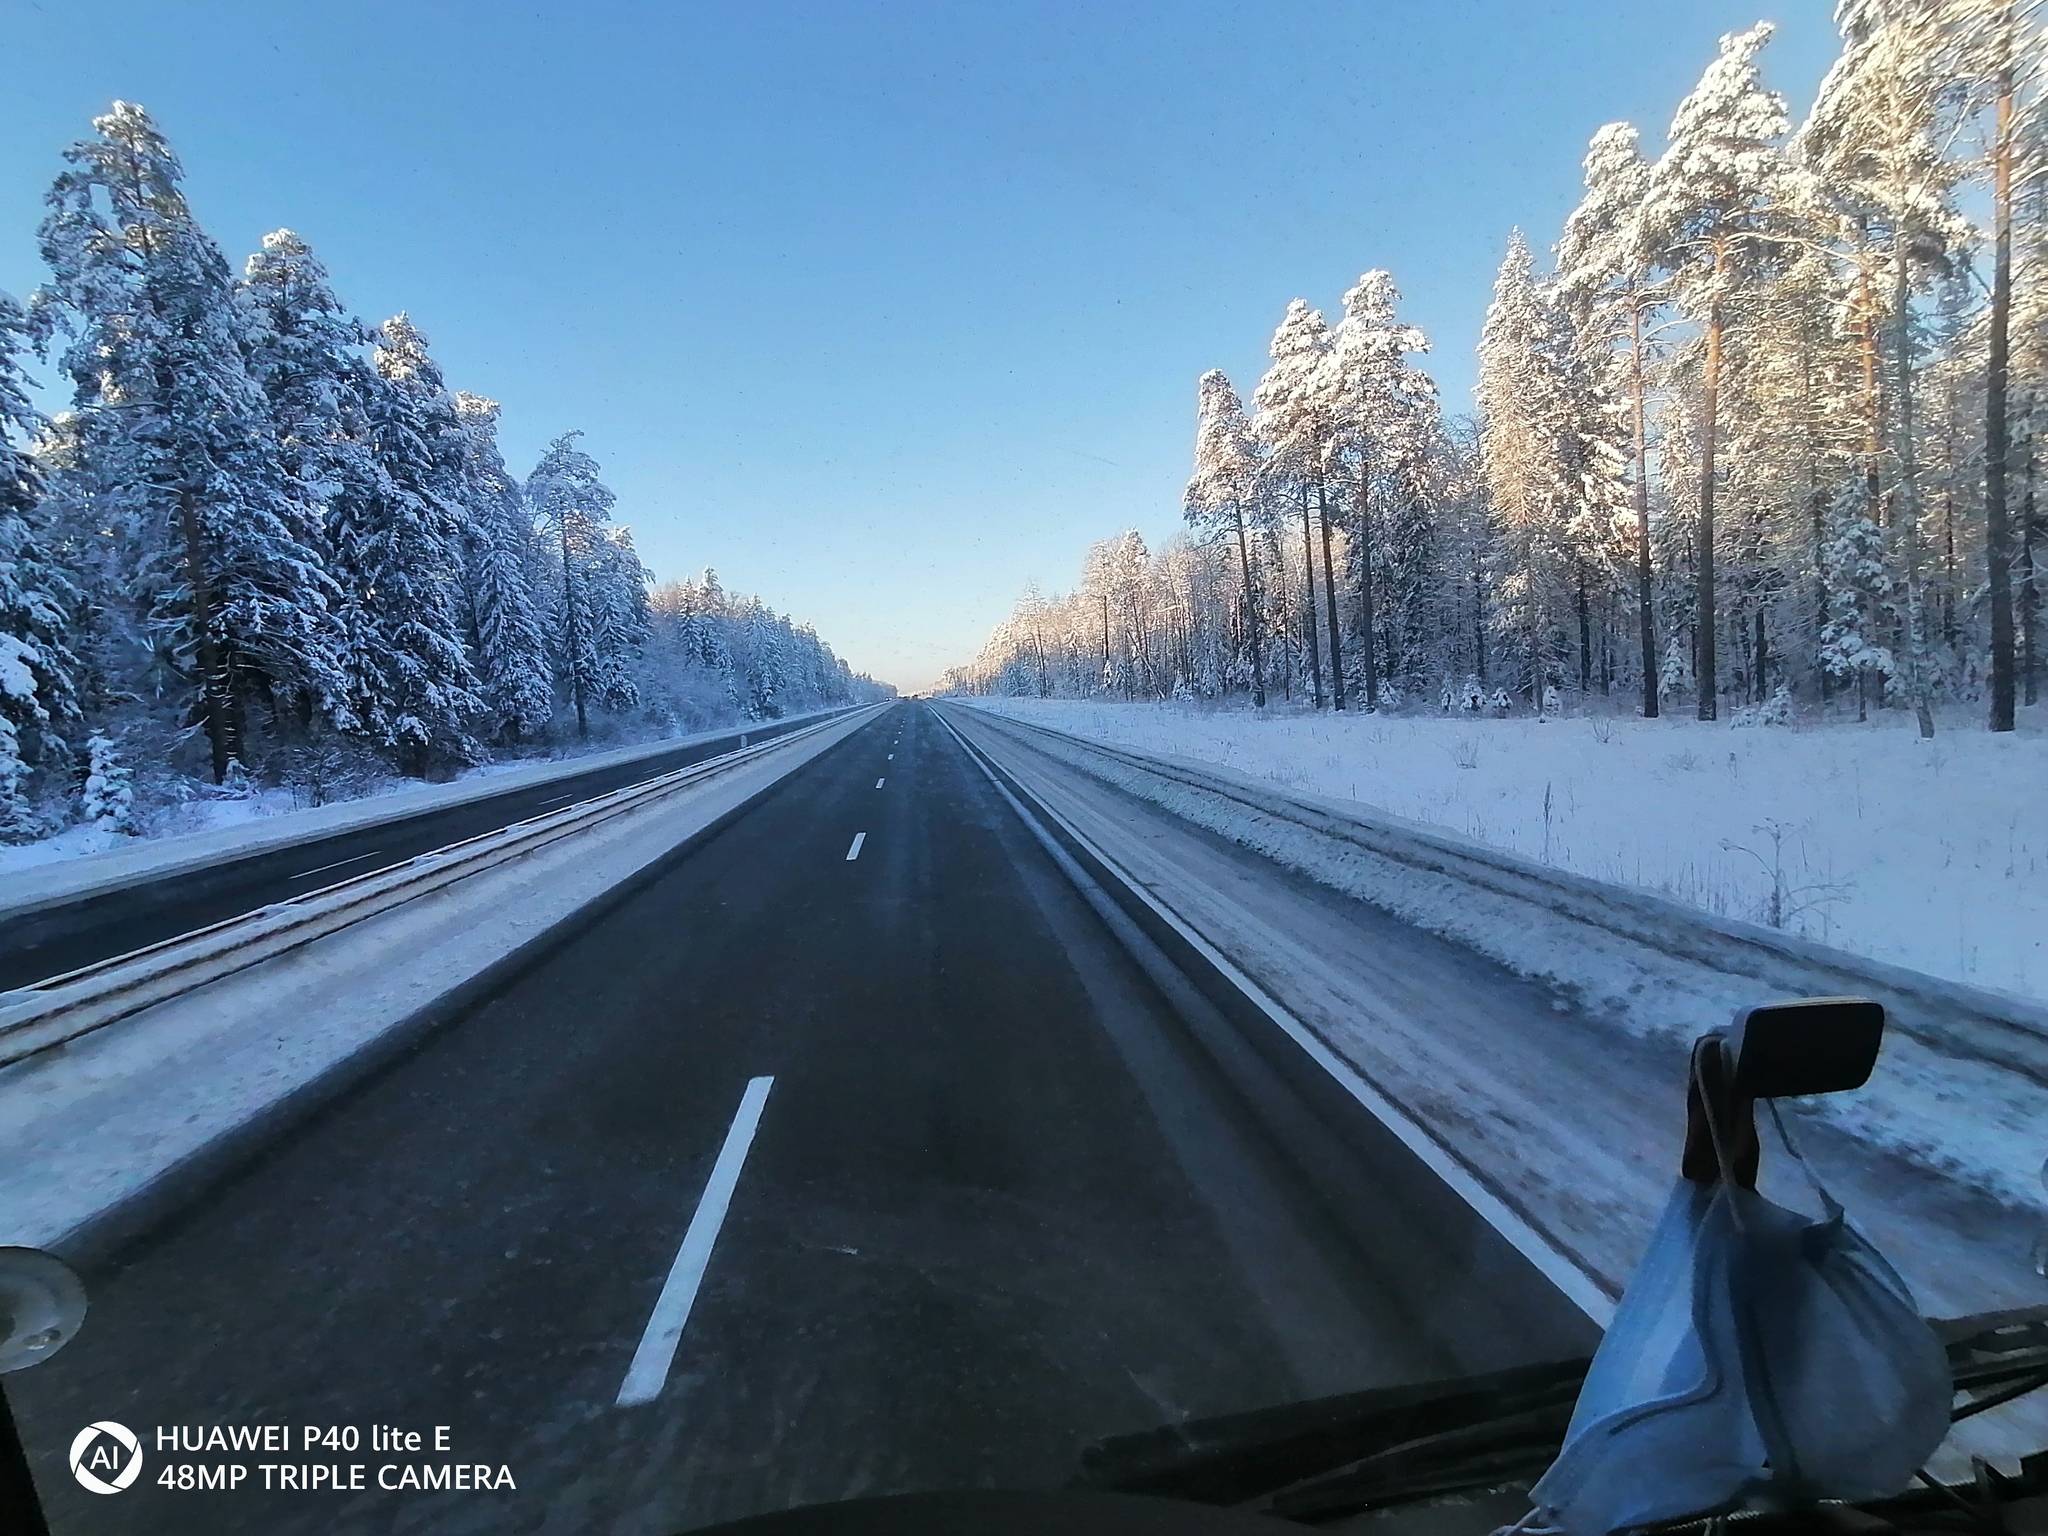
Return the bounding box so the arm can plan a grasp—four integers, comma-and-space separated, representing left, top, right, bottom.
0, 5, 2044, 1535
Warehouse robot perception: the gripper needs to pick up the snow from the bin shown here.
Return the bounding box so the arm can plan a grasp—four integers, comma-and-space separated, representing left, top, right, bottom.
967, 697, 2048, 1007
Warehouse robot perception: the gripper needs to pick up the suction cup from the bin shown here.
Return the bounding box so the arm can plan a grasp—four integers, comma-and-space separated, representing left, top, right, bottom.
0, 1247, 87, 1373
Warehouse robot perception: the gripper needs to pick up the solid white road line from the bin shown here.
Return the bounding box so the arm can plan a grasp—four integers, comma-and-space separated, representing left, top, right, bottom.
845, 832, 866, 861
616, 1075, 776, 1408
875, 778, 885, 789
287, 850, 383, 881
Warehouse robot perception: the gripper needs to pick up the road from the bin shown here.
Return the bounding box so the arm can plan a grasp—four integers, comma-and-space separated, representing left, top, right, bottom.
0, 710, 848, 992
11, 702, 1587, 1535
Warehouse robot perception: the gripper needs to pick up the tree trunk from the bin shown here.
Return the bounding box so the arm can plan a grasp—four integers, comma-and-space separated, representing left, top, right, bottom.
176, 490, 236, 782
561, 523, 588, 738
1316, 476, 1345, 709
1355, 458, 1379, 710
1473, 566, 1488, 687
2024, 489, 2039, 707
1631, 306, 1659, 718
1813, 486, 1832, 705
1231, 504, 1266, 708
1988, 54, 2018, 731
1099, 595, 1110, 693
1697, 272, 1722, 722
2022, 418, 2039, 705
1939, 491, 1956, 647
1577, 564, 1592, 694
1299, 483, 1324, 708
1893, 224, 1935, 738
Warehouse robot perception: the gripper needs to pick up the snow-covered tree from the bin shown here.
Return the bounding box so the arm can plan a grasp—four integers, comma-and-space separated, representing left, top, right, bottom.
1477, 232, 1593, 714
451, 393, 552, 740
1640, 25, 1800, 719
1253, 299, 1344, 707
1803, 1, 1974, 734
0, 288, 80, 831
527, 431, 643, 735
34, 102, 346, 780
238, 230, 368, 549
588, 524, 650, 712
1184, 369, 1268, 706
1557, 122, 1664, 715
326, 314, 484, 772
1324, 270, 1437, 708
1932, 0, 2048, 729
81, 731, 134, 833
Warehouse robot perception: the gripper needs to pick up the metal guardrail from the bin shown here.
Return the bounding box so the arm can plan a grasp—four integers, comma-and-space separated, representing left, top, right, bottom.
0, 706, 882, 1070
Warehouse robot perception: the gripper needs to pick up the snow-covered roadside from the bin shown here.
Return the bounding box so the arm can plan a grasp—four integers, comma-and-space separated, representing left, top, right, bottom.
969, 698, 2048, 1008
956, 702, 2048, 1214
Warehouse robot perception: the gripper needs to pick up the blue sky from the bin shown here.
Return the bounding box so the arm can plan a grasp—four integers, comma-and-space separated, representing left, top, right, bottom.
0, 1, 1836, 690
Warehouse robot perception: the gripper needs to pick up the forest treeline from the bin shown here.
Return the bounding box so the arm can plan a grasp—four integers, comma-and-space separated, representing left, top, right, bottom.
0, 104, 887, 839
947, 4, 2042, 735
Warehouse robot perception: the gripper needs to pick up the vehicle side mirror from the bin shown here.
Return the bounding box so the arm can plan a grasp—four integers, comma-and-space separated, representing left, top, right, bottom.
1682, 997, 1885, 1187
1730, 997, 1885, 1101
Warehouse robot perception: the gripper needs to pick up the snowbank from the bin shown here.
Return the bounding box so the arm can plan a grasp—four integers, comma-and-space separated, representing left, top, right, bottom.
969, 698, 2048, 1008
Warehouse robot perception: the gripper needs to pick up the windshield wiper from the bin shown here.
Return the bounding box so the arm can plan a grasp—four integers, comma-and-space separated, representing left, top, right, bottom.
1078, 1306, 2048, 1526
1075, 1355, 1588, 1510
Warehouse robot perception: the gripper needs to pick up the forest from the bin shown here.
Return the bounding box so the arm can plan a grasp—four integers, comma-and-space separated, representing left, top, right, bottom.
0, 103, 886, 841
946, 4, 2043, 739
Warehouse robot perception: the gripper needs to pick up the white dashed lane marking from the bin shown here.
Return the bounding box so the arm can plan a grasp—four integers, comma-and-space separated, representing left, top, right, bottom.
615, 1076, 776, 1408
287, 850, 383, 881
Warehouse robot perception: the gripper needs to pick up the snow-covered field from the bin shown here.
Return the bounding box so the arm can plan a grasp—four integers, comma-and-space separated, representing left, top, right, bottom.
970, 697, 2048, 1007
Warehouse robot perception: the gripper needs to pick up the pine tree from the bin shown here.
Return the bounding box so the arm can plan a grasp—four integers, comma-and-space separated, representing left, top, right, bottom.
526, 431, 637, 736
82, 730, 135, 833
1557, 121, 1665, 715
1253, 299, 1342, 707
1804, 0, 1972, 735
0, 288, 81, 830
1640, 25, 1798, 720
327, 314, 484, 772
34, 103, 346, 780
588, 524, 650, 712
1478, 233, 1586, 713
1184, 369, 1268, 706
238, 230, 368, 545
1933, 0, 2045, 729
451, 393, 553, 740
1325, 270, 1437, 709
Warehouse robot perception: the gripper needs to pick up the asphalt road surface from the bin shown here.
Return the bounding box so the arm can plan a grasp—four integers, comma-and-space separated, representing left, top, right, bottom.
0, 710, 850, 992
11, 702, 1586, 1536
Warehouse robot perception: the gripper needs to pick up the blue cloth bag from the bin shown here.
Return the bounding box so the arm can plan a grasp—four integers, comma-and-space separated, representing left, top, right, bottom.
1530, 1115, 1951, 1536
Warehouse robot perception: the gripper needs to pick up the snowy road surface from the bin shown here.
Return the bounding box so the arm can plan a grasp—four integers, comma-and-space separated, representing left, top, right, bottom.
10, 703, 1592, 1535
0, 710, 847, 992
